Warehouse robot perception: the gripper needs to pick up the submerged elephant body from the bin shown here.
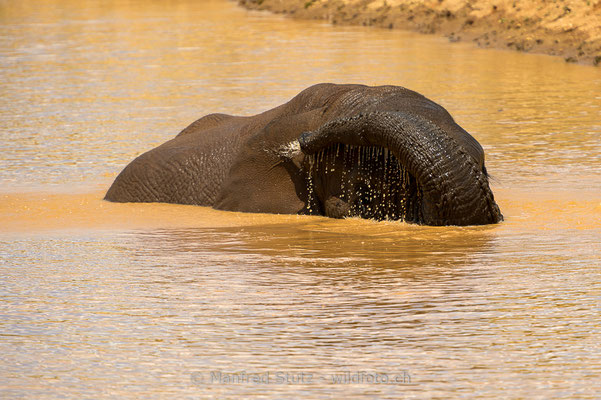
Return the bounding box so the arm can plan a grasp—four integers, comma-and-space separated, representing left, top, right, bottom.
105, 83, 502, 226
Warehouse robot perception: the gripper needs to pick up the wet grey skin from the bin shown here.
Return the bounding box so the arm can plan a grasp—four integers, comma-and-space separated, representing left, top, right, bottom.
105, 83, 503, 226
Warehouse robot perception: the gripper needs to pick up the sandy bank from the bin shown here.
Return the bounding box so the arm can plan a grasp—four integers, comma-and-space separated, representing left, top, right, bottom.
239, 0, 601, 65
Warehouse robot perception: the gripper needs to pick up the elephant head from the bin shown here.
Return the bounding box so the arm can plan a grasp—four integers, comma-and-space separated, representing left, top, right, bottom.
105, 83, 503, 226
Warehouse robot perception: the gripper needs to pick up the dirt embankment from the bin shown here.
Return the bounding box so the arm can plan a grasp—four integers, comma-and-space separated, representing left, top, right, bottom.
239, 0, 601, 65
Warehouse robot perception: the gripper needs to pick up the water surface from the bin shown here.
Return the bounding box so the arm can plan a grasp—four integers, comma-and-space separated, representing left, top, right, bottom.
1, 0, 601, 398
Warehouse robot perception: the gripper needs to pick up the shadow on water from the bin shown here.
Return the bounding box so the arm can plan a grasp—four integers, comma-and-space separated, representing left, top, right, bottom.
125, 220, 499, 286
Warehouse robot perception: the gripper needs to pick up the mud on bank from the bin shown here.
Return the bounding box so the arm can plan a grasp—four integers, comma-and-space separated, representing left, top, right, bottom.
239, 0, 601, 65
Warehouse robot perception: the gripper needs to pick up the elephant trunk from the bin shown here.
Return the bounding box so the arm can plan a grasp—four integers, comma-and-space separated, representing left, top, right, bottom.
298, 111, 503, 226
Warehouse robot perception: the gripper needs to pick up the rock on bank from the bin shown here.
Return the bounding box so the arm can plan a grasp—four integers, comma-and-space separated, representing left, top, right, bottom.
239, 0, 601, 65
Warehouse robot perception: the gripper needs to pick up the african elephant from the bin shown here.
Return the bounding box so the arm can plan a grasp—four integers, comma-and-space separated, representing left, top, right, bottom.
105, 83, 502, 226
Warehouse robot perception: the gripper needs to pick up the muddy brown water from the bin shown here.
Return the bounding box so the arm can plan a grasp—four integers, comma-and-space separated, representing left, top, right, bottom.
1, 0, 601, 398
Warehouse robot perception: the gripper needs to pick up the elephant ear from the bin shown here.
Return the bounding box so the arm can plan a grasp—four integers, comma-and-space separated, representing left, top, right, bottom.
176, 113, 234, 137
213, 107, 326, 214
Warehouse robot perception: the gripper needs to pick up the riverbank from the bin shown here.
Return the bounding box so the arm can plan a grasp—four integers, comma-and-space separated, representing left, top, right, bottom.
239, 0, 601, 65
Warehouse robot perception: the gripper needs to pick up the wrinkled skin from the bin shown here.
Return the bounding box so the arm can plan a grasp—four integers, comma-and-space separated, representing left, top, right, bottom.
105, 83, 503, 226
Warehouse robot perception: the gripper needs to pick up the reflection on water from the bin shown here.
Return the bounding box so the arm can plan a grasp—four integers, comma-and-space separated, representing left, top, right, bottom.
1, 0, 601, 398
2, 221, 600, 398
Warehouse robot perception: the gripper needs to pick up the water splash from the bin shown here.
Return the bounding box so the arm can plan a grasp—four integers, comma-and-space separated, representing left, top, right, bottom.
304, 144, 422, 222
